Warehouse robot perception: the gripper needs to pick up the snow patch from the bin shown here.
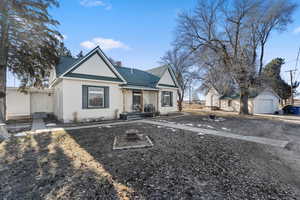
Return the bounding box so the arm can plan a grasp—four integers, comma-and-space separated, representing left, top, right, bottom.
15, 132, 27, 137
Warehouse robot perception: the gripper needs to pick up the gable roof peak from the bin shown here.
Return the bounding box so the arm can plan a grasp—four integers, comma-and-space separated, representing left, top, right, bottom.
147, 65, 169, 78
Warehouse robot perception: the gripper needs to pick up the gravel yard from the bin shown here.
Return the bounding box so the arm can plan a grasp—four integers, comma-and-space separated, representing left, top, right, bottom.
1, 121, 299, 199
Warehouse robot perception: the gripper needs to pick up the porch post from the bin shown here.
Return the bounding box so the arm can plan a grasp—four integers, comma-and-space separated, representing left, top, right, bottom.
122, 89, 126, 112
141, 90, 144, 112
156, 90, 159, 112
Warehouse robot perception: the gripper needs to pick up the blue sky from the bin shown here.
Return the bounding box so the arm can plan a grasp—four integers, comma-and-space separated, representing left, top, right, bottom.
7, 0, 300, 90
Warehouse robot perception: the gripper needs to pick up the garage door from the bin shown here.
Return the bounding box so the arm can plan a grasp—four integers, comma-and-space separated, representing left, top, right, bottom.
254, 99, 273, 114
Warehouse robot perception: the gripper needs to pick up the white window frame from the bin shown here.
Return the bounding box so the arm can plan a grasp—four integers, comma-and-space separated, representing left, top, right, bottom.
88, 86, 105, 108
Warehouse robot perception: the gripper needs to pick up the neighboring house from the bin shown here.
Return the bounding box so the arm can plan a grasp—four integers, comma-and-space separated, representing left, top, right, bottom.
6, 46, 179, 122
205, 87, 280, 114
205, 87, 221, 108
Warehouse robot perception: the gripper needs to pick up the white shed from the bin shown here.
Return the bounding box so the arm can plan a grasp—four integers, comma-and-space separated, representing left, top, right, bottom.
205, 87, 221, 107
206, 88, 280, 114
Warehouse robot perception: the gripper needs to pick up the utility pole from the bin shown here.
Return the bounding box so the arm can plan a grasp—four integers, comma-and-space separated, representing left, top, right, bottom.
286, 69, 297, 105
189, 82, 192, 104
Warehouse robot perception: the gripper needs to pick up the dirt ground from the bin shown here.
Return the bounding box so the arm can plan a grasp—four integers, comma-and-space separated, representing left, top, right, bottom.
1, 120, 300, 199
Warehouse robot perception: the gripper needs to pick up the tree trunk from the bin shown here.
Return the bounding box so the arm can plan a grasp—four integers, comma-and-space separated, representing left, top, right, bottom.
239, 86, 249, 115
0, 3, 9, 122
0, 66, 6, 122
177, 90, 184, 112
258, 43, 265, 76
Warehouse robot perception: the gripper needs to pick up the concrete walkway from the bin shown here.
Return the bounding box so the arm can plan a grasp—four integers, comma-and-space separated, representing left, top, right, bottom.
20, 118, 289, 148
31, 118, 46, 131
141, 120, 289, 148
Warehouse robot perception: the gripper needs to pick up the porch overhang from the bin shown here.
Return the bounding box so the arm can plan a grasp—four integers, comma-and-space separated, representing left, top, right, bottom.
120, 85, 159, 91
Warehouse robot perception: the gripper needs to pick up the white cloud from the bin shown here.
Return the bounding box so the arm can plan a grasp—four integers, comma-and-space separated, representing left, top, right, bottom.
293, 27, 300, 34
80, 0, 111, 9
80, 37, 130, 50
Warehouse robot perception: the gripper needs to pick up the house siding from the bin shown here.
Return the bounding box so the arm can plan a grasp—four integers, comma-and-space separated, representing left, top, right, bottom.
60, 79, 123, 122
158, 69, 176, 86
72, 53, 118, 78
158, 88, 178, 114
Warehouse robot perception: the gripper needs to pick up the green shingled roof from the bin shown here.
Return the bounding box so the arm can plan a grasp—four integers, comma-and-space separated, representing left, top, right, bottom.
219, 90, 260, 100
55, 56, 78, 76
115, 66, 160, 88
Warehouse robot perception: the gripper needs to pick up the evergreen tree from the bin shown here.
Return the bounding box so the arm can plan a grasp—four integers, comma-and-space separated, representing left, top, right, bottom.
0, 0, 61, 121
58, 42, 72, 57
77, 51, 84, 58
262, 58, 291, 100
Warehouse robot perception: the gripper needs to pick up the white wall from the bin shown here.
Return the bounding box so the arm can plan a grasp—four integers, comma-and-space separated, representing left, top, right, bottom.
123, 89, 133, 112
253, 90, 279, 114
61, 78, 123, 122
220, 99, 254, 113
6, 88, 54, 120
30, 92, 54, 114
158, 69, 176, 86
158, 88, 178, 114
6, 88, 31, 119
73, 53, 117, 78
53, 81, 64, 121
205, 88, 220, 107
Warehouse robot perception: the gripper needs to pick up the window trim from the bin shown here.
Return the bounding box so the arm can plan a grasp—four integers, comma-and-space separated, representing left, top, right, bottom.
83, 85, 108, 109
161, 91, 173, 107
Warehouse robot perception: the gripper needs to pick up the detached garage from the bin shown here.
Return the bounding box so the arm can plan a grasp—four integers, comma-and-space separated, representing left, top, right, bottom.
220, 88, 280, 114
206, 87, 280, 114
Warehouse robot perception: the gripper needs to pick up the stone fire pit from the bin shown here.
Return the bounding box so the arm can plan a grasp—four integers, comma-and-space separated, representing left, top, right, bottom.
113, 129, 153, 150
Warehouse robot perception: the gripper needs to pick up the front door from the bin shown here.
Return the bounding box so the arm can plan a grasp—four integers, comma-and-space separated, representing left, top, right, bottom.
132, 90, 142, 112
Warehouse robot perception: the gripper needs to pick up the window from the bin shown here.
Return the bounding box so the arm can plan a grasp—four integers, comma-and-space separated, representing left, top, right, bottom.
228, 100, 232, 107
88, 87, 104, 108
82, 85, 109, 109
162, 91, 173, 107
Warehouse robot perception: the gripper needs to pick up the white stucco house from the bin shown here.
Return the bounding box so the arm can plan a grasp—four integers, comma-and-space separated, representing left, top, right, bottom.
6, 46, 179, 122
205, 87, 280, 114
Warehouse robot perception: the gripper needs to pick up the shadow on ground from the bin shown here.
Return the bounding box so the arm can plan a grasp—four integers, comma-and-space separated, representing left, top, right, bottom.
0, 132, 129, 199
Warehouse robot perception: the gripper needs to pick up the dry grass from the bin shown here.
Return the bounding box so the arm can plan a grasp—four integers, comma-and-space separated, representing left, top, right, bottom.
1, 122, 299, 199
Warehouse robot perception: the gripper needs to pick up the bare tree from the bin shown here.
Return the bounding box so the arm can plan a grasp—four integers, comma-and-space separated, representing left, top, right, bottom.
161, 47, 197, 111
175, 0, 296, 114
255, 0, 297, 75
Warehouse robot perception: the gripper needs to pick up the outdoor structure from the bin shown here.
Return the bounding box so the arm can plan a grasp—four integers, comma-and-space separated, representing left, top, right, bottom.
6, 87, 54, 120
5, 46, 179, 122
205, 87, 221, 108
205, 87, 280, 114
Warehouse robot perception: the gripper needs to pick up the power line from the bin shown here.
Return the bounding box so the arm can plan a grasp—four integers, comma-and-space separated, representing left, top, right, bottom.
285, 69, 297, 105
295, 47, 300, 81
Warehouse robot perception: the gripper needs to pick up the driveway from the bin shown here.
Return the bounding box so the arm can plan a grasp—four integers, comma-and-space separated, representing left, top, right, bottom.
255, 113, 300, 124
